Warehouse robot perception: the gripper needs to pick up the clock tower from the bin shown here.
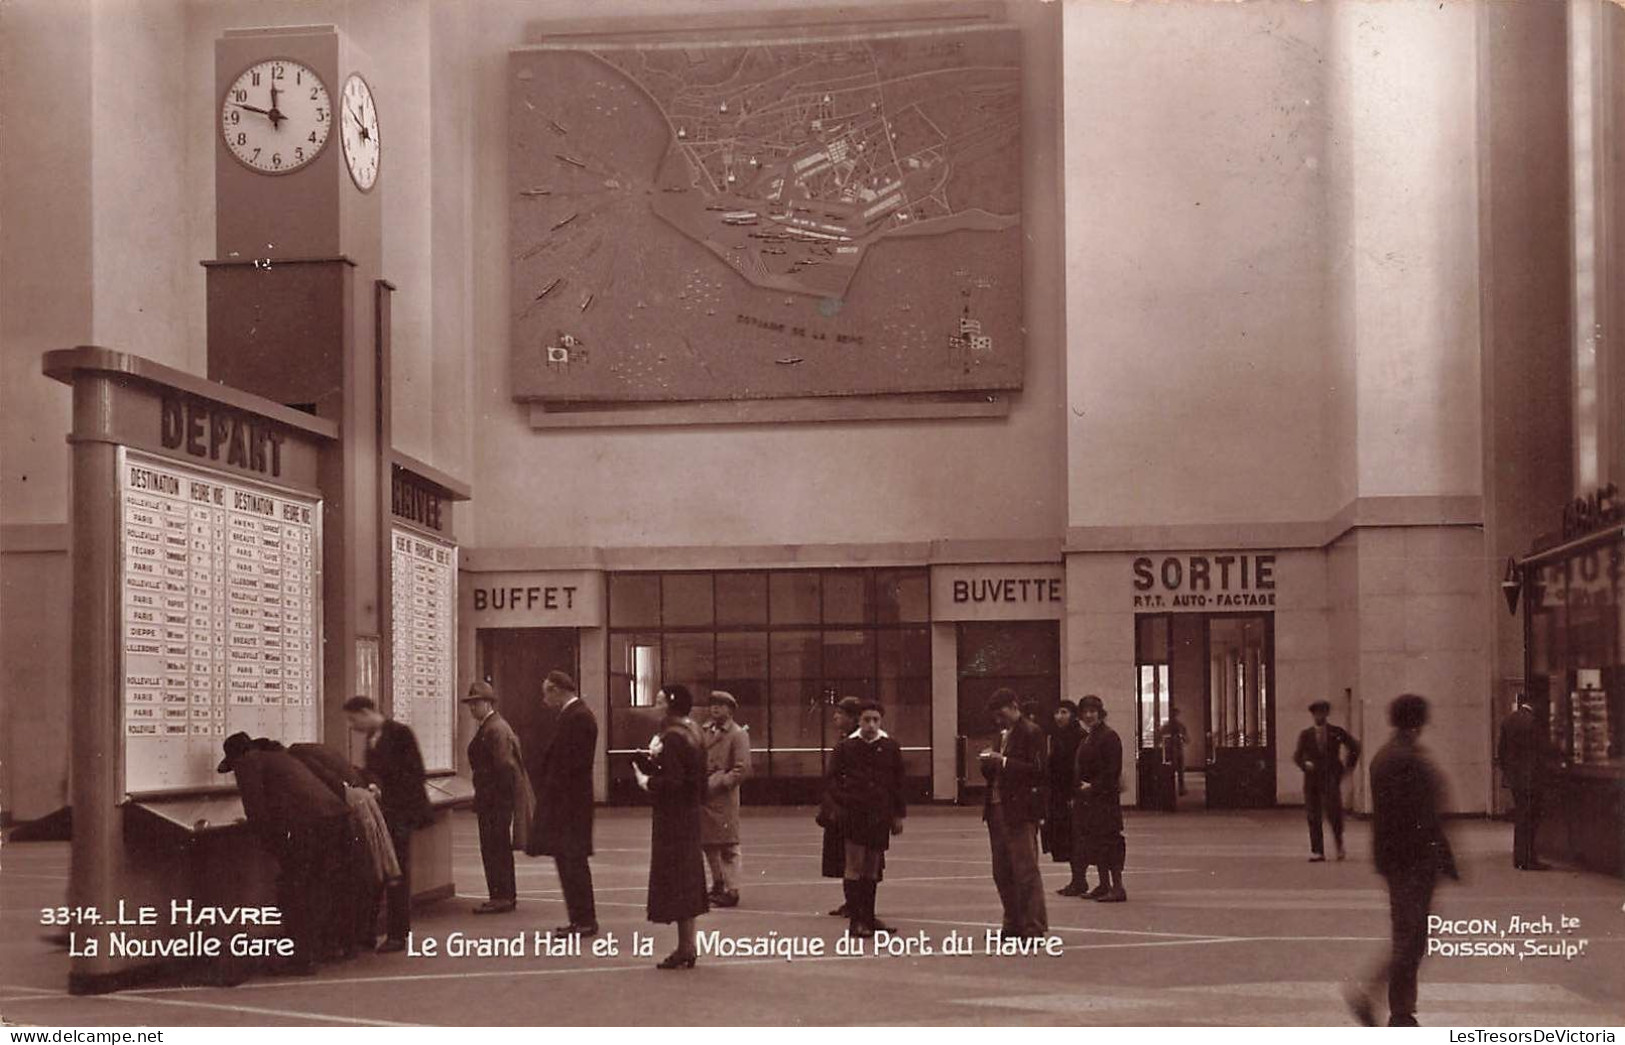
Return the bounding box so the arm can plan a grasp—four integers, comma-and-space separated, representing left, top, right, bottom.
204, 24, 391, 748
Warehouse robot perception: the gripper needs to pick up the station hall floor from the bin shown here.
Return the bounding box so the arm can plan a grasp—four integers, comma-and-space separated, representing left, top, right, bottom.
3, 805, 1623, 1027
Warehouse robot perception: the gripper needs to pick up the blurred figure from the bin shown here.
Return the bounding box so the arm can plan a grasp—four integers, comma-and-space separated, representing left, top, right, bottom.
1346, 693, 1459, 1028
819, 696, 867, 917
634, 684, 709, 970
1496, 694, 1550, 871
344, 695, 433, 952
1047, 700, 1085, 894
283, 737, 380, 961
217, 732, 349, 975
1293, 699, 1362, 862
701, 690, 751, 908
529, 671, 599, 936
826, 700, 906, 938
1073, 694, 1126, 902
981, 688, 1048, 938
462, 681, 531, 914
1157, 705, 1190, 797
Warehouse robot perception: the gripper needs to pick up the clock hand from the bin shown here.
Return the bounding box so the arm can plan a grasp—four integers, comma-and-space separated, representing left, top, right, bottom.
267, 84, 285, 130
347, 103, 371, 141
232, 102, 274, 118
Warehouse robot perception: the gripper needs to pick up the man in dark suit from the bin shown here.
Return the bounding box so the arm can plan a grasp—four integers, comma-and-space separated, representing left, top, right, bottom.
1497, 695, 1550, 870
1294, 699, 1362, 862
463, 681, 528, 914
1346, 693, 1459, 1028
284, 737, 374, 959
528, 670, 599, 936
980, 688, 1048, 938
345, 695, 435, 950
218, 732, 350, 974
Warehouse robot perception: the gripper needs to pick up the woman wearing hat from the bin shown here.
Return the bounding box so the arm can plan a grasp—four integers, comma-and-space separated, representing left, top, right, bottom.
1047, 700, 1084, 894
634, 684, 710, 969
1072, 694, 1127, 902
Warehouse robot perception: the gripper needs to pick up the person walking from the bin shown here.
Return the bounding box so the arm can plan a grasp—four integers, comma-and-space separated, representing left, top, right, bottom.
634, 684, 710, 970
819, 696, 866, 917
981, 688, 1049, 937
826, 700, 907, 938
700, 690, 751, 908
1293, 699, 1362, 861
1346, 693, 1459, 1028
1496, 695, 1549, 870
462, 681, 531, 915
1073, 694, 1126, 902
1157, 705, 1190, 797
344, 695, 434, 952
529, 671, 600, 935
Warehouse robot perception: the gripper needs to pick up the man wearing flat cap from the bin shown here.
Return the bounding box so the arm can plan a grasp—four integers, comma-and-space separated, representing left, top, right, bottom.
701, 689, 751, 907
218, 731, 350, 973
463, 681, 532, 914
1293, 698, 1362, 862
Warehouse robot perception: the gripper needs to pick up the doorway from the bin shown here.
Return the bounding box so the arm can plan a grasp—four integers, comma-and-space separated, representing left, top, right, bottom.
1135, 613, 1275, 809
476, 627, 580, 782
955, 621, 1060, 801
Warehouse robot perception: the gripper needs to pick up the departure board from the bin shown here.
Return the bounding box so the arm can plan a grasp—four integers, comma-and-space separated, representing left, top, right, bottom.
121, 450, 322, 793
391, 527, 456, 772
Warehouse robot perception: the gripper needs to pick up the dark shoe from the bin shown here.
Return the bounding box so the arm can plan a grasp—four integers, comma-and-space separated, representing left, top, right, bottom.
473, 900, 516, 914
870, 916, 898, 934
1336, 845, 1347, 862
847, 921, 874, 939
1343, 988, 1377, 1027
553, 922, 599, 937
1525, 861, 1550, 871
1309, 854, 1327, 863
1057, 882, 1085, 897
1082, 883, 1110, 900
1388, 1014, 1419, 1027
712, 890, 740, 908
1098, 885, 1127, 903
828, 903, 849, 917
656, 949, 697, 970
375, 938, 407, 954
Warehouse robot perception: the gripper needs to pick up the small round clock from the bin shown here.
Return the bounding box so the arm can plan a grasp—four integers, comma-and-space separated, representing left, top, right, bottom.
339, 73, 381, 192
220, 58, 332, 174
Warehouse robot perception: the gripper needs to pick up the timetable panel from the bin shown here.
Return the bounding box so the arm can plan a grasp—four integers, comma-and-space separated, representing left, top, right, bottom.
391, 527, 456, 772
121, 450, 322, 792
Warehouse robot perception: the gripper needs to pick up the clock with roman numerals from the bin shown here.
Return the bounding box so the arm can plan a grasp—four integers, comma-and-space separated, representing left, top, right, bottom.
220, 58, 332, 175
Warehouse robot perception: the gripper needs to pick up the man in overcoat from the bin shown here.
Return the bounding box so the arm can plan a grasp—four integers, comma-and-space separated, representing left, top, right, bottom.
981, 688, 1048, 937
701, 690, 752, 907
1294, 699, 1362, 861
1496, 695, 1549, 870
1346, 693, 1459, 1027
345, 695, 435, 950
827, 700, 906, 938
218, 732, 350, 974
463, 681, 529, 914
529, 670, 599, 935
820, 696, 865, 916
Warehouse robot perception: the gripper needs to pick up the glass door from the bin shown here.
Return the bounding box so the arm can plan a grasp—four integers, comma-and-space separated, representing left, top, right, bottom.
1205, 614, 1275, 808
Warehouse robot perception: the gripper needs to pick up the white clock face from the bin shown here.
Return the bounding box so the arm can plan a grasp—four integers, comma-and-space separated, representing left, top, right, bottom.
340, 73, 381, 192
220, 59, 332, 174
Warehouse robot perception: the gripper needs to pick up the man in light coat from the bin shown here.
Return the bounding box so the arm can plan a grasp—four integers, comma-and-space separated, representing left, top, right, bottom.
701, 690, 751, 907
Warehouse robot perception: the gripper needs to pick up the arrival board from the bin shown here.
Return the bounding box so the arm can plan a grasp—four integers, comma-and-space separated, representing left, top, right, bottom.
121, 450, 321, 793
391, 527, 456, 772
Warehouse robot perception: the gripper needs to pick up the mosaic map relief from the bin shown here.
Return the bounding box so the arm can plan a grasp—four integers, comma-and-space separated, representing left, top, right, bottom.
509, 24, 1023, 403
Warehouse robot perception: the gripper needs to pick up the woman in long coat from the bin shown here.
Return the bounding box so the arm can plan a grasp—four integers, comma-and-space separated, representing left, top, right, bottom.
1072, 694, 1126, 903
635, 684, 709, 969
1045, 701, 1084, 889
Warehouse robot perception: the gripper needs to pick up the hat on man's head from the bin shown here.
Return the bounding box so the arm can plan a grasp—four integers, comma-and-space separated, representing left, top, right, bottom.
1058, 698, 1078, 713
1077, 694, 1105, 713
836, 696, 863, 716
1309, 699, 1332, 714
708, 690, 738, 710
217, 731, 254, 773
461, 681, 496, 704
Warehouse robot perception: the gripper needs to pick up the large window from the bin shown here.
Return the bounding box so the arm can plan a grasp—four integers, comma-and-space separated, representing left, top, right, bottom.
608, 569, 931, 802
1527, 537, 1623, 767
955, 621, 1061, 780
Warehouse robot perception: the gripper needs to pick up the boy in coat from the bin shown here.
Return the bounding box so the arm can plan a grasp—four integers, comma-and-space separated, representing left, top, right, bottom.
463, 682, 529, 914
529, 671, 600, 935
827, 700, 906, 938
701, 690, 751, 907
